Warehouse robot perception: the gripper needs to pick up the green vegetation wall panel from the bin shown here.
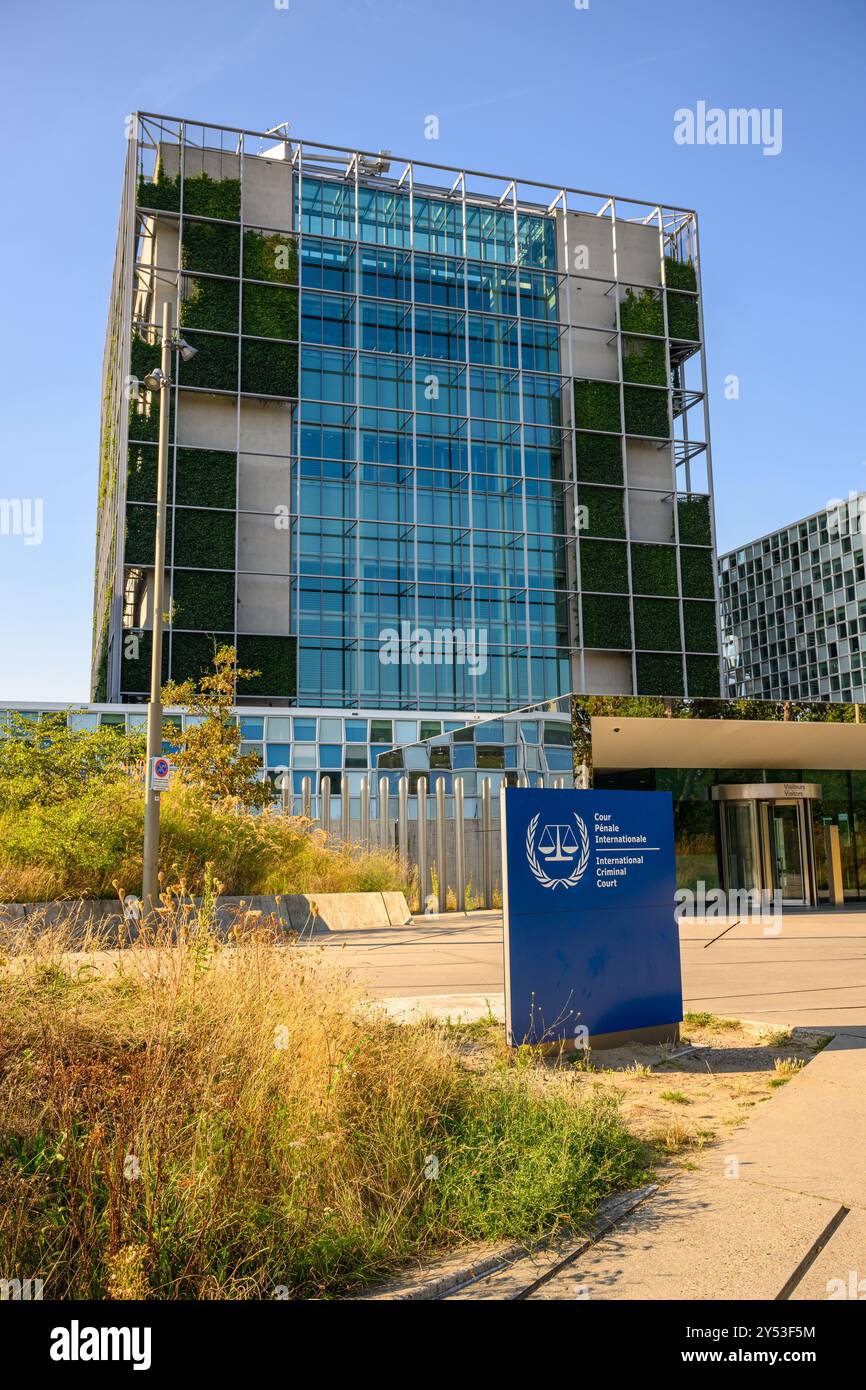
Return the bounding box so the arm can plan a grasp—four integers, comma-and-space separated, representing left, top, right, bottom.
573, 378, 621, 433
683, 600, 719, 653
137, 170, 241, 221
176, 331, 238, 392
175, 448, 237, 509
636, 651, 684, 696
126, 444, 163, 504
664, 257, 697, 292
173, 508, 236, 570
243, 230, 298, 285
579, 485, 625, 539
182, 220, 241, 276
631, 543, 678, 596
171, 631, 233, 684
179, 274, 240, 334
687, 654, 721, 698
677, 495, 712, 547
633, 597, 681, 651
237, 635, 297, 698
580, 539, 629, 593
619, 287, 664, 336
172, 569, 235, 631
667, 291, 700, 341
581, 594, 631, 650
241, 339, 298, 397
120, 630, 168, 692
680, 545, 716, 598
622, 338, 667, 387
125, 504, 172, 566
623, 385, 669, 438
574, 431, 623, 485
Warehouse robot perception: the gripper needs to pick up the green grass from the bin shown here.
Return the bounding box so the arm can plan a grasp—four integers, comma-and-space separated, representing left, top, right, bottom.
659, 1090, 691, 1105
0, 913, 649, 1299
683, 1012, 741, 1031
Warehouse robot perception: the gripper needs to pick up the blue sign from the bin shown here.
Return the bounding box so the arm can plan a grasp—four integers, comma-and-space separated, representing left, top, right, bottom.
501, 788, 682, 1045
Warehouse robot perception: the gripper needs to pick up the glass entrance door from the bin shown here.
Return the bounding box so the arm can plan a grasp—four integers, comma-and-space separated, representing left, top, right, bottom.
761, 801, 807, 903
723, 800, 760, 893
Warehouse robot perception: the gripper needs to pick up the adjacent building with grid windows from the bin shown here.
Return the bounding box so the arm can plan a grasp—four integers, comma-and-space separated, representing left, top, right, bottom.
719, 494, 866, 702
90, 112, 722, 791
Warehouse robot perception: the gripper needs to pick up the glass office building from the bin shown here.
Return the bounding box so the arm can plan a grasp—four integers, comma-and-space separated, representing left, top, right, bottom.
92, 113, 721, 781
720, 494, 866, 702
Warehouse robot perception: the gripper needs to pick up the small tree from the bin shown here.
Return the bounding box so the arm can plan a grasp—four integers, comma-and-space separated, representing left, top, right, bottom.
0, 711, 145, 810
161, 645, 272, 809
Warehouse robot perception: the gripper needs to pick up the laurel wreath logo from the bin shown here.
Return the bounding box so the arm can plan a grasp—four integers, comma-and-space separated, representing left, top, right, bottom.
525, 812, 590, 890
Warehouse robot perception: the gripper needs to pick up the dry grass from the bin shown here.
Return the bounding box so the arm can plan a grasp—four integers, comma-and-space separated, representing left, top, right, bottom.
0, 785, 413, 902
0, 908, 647, 1299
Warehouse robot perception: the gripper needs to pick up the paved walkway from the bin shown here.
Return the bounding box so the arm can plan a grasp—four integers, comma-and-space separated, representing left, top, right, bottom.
310, 907, 866, 1035
323, 908, 866, 1300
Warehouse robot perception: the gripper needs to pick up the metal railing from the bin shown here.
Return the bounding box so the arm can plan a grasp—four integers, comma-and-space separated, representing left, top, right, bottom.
287, 771, 572, 914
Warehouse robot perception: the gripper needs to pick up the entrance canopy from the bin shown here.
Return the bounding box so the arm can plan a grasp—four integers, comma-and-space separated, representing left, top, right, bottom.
591, 716, 866, 772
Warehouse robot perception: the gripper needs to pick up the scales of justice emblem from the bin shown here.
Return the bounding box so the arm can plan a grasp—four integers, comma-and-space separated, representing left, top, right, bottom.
525, 812, 591, 890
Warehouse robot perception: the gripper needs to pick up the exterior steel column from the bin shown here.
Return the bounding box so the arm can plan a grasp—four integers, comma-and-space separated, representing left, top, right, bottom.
378, 775, 390, 850
417, 775, 428, 912
397, 776, 409, 865
435, 777, 447, 913
142, 301, 173, 917
454, 775, 466, 911
481, 776, 493, 909
321, 776, 331, 836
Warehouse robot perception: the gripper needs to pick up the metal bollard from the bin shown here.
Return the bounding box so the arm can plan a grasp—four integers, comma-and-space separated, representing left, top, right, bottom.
341, 782, 350, 843
397, 776, 409, 865
360, 775, 370, 847
321, 776, 331, 835
435, 777, 447, 913
517, 771, 528, 789
378, 775, 390, 849
481, 776, 493, 909
301, 775, 312, 820
417, 776, 428, 912
454, 775, 466, 912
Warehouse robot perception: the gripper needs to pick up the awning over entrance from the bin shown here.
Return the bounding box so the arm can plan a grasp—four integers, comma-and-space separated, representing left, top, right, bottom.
591, 716, 866, 772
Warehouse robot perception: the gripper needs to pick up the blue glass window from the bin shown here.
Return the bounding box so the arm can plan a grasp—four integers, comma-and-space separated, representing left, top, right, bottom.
319, 745, 342, 770
293, 719, 316, 741
345, 719, 367, 742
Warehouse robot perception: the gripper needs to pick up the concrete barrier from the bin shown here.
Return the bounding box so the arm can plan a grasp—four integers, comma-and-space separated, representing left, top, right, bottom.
0, 891, 412, 939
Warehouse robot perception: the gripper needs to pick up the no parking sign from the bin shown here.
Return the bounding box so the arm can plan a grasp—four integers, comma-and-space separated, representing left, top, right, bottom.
150, 756, 171, 791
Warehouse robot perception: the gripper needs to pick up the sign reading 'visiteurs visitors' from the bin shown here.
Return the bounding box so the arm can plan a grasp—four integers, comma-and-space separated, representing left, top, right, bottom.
501, 788, 683, 1046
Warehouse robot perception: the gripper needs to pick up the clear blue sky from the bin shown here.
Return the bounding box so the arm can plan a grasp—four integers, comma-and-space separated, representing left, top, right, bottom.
1, 0, 864, 700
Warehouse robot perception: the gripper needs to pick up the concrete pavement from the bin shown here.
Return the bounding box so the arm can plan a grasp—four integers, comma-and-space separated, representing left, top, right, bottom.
308, 907, 866, 1035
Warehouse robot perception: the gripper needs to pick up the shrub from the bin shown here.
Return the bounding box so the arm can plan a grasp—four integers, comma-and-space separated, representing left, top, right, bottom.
664, 257, 697, 292
619, 287, 664, 336
237, 636, 297, 698
137, 169, 241, 221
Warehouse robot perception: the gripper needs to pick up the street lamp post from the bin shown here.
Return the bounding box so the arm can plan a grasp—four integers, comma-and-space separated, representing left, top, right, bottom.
140, 302, 196, 916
